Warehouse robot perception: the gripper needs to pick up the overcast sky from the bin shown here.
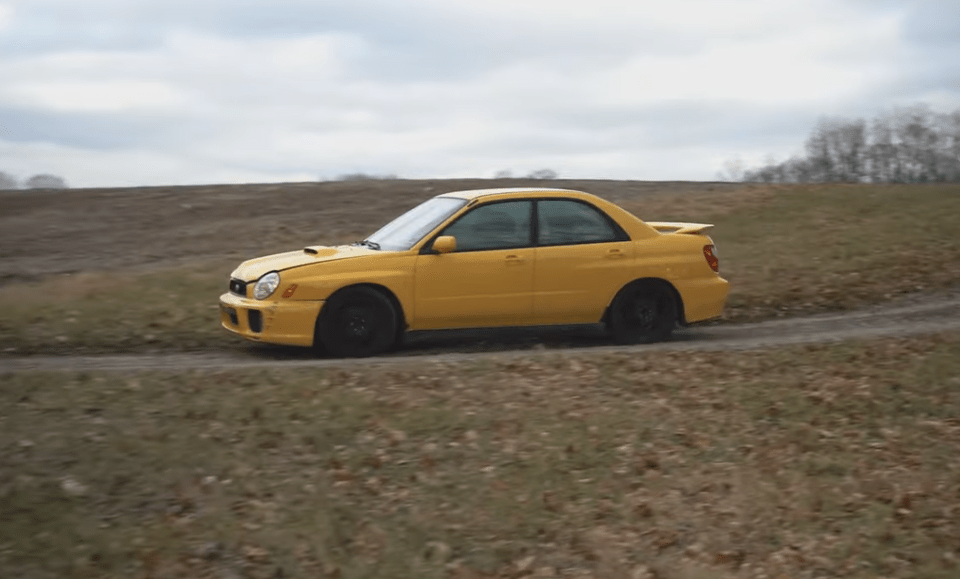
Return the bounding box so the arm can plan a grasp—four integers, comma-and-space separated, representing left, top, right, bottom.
1, 0, 958, 188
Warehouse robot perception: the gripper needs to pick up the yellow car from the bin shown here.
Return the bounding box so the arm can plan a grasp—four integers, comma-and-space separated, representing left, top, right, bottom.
220, 187, 729, 357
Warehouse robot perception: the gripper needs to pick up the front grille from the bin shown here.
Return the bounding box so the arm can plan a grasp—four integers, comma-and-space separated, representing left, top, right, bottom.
229, 279, 247, 297
248, 310, 263, 333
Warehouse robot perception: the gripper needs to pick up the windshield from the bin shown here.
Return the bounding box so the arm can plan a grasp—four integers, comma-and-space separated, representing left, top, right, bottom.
366, 196, 468, 251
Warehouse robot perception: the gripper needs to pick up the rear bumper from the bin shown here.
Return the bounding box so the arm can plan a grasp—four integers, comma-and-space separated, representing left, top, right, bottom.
219, 293, 323, 347
676, 276, 730, 323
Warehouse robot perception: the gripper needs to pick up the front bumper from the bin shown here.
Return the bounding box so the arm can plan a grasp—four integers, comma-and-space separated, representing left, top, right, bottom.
219, 292, 323, 347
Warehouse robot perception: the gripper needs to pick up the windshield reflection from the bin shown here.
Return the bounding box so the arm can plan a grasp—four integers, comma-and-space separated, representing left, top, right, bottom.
366, 197, 468, 251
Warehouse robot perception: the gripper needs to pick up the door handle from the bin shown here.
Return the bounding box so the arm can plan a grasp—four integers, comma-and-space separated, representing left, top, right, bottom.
505, 254, 526, 264
606, 249, 625, 259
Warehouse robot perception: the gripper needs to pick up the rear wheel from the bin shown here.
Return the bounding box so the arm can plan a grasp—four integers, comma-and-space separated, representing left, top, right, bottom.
607, 281, 677, 344
316, 287, 397, 357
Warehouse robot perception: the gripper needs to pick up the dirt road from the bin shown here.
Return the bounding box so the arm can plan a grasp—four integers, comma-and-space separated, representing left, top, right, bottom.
5, 291, 959, 373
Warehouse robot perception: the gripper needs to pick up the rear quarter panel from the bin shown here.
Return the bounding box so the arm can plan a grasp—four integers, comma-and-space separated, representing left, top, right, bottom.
632, 233, 729, 323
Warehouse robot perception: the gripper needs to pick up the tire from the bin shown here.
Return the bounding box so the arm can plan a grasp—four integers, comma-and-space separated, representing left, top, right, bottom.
316, 287, 398, 358
607, 281, 677, 344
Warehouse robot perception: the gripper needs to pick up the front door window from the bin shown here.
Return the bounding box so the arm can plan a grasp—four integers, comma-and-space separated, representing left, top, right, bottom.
440, 200, 532, 251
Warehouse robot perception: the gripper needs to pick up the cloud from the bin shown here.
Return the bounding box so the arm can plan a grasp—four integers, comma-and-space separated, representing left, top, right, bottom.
0, 107, 176, 148
0, 138, 317, 187
1, 0, 958, 187
0, 4, 13, 31
3, 79, 188, 112
901, 0, 960, 45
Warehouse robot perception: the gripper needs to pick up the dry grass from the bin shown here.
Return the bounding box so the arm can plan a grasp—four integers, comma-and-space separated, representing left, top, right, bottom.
711, 183, 960, 320
0, 265, 234, 355
1, 181, 959, 355
3, 333, 960, 578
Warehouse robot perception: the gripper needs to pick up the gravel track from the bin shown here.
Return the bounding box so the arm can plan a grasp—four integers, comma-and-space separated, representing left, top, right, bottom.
5, 292, 960, 374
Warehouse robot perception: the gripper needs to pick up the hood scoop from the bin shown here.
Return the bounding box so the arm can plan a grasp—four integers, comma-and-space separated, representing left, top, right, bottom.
303, 246, 339, 257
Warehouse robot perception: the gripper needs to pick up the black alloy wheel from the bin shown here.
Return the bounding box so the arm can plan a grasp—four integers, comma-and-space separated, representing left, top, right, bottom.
317, 287, 398, 357
607, 281, 677, 344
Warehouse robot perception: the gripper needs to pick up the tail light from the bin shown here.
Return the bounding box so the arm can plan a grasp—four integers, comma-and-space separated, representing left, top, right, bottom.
703, 244, 719, 272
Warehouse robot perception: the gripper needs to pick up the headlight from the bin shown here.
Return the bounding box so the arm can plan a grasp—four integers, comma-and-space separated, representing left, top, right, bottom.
253, 272, 280, 300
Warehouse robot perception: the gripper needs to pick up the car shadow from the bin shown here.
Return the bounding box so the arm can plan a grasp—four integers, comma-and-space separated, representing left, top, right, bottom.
237, 323, 707, 361
396, 324, 611, 355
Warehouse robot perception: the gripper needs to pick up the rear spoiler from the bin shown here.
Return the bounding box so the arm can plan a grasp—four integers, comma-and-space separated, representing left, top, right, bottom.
647, 221, 714, 235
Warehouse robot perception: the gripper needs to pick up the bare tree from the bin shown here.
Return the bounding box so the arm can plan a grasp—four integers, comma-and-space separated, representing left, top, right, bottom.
25, 174, 68, 189
893, 105, 938, 182
834, 119, 867, 182
867, 115, 898, 182
525, 169, 558, 179
782, 156, 814, 182
733, 103, 960, 184
804, 120, 836, 182
802, 117, 867, 182
335, 172, 397, 181
928, 108, 960, 182
0, 171, 17, 190
493, 169, 513, 179
942, 110, 960, 181
744, 155, 788, 183
716, 157, 745, 182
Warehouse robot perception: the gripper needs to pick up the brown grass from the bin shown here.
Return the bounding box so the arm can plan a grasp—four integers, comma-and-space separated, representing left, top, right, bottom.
710, 183, 960, 320
1, 181, 959, 354
2, 334, 960, 578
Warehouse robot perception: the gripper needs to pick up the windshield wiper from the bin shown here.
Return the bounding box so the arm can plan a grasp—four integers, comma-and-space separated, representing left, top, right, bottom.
352, 239, 381, 250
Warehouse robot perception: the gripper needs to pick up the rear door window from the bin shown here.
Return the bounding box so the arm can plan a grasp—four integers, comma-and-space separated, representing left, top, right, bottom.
536, 199, 620, 246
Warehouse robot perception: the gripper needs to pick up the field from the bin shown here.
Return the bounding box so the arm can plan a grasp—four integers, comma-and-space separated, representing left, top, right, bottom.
2, 180, 960, 578
2, 180, 960, 355
4, 337, 960, 579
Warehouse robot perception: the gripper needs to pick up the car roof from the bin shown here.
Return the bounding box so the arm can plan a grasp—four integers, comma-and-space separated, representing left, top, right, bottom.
438, 187, 585, 201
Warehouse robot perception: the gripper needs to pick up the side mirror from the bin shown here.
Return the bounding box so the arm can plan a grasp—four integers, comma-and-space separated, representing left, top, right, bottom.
432, 235, 456, 254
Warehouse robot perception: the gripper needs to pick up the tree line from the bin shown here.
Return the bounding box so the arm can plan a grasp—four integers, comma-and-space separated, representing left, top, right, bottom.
0, 171, 69, 190
729, 104, 960, 183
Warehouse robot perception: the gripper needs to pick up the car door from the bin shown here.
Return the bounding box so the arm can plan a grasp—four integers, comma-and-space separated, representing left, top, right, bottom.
532, 198, 635, 324
413, 199, 535, 329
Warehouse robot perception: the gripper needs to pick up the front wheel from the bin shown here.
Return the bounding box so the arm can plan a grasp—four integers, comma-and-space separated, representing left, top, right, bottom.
607, 282, 677, 344
316, 287, 398, 358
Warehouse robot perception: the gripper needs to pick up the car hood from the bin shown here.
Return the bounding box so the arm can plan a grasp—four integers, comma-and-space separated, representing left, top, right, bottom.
232, 245, 378, 281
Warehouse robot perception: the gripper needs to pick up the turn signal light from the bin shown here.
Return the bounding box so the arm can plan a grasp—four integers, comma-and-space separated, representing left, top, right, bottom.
281, 284, 298, 298
703, 245, 719, 272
